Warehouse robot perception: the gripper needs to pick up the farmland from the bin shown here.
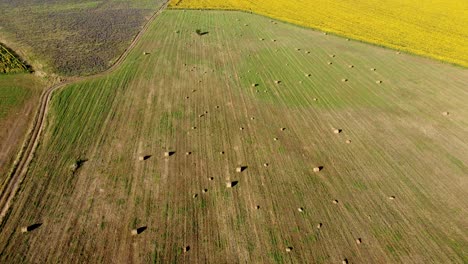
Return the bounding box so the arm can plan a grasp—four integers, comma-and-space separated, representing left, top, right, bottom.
0, 9, 467, 263
0, 0, 167, 75
170, 0, 468, 67
0, 73, 45, 184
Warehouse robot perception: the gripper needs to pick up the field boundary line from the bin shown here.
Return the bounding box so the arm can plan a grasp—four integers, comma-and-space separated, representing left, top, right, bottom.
0, 0, 169, 226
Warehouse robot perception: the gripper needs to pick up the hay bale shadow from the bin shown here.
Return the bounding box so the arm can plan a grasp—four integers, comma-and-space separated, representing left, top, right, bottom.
227, 181, 239, 188
143, 155, 151, 160
71, 158, 88, 173
22, 223, 42, 233
135, 226, 147, 235
236, 166, 248, 172
165, 151, 176, 157
195, 29, 209, 36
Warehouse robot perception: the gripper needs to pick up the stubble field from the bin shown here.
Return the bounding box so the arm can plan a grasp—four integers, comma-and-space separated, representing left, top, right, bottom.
0, 10, 467, 263
0, 73, 45, 184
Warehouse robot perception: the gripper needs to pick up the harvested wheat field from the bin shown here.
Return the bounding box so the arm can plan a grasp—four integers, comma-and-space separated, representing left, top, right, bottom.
0, 10, 467, 263
0, 74, 46, 181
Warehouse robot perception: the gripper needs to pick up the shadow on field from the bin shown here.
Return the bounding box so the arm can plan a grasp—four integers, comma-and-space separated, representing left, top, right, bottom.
195, 29, 209, 36
136, 226, 147, 234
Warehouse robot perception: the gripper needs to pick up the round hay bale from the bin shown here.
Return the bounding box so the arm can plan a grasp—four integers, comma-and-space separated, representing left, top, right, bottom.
333, 199, 339, 204
298, 207, 304, 212
183, 246, 190, 253
274, 80, 281, 84
376, 80, 382, 84
191, 126, 197, 130
330, 54, 335, 58
389, 196, 396, 200
240, 127, 244, 130
251, 83, 258, 87
286, 247, 293, 252
202, 189, 208, 193
345, 139, 352, 144
442, 111, 449, 116
251, 117, 255, 120
236, 167, 243, 173
273, 137, 279, 141
356, 238, 362, 244
193, 194, 198, 198
295, 48, 300, 51
259, 38, 264, 41
226, 181, 233, 188
323, 32, 328, 35
272, 39, 277, 42
208, 177, 214, 181
255, 205, 260, 210
342, 259, 349, 264
263, 163, 269, 167
280, 127, 286, 131
333, 129, 341, 134
305, 73, 311, 77
370, 68, 376, 71
305, 51, 310, 54
219, 151, 224, 155
313, 167, 321, 172
313, 98, 318, 101
327, 62, 333, 65
341, 78, 348, 82
317, 223, 323, 229
132, 227, 148, 235
185, 152, 191, 155
348, 65, 354, 68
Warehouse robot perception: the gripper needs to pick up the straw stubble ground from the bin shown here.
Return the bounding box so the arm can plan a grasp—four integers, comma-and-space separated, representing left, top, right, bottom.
0, 10, 467, 263
0, 74, 46, 182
